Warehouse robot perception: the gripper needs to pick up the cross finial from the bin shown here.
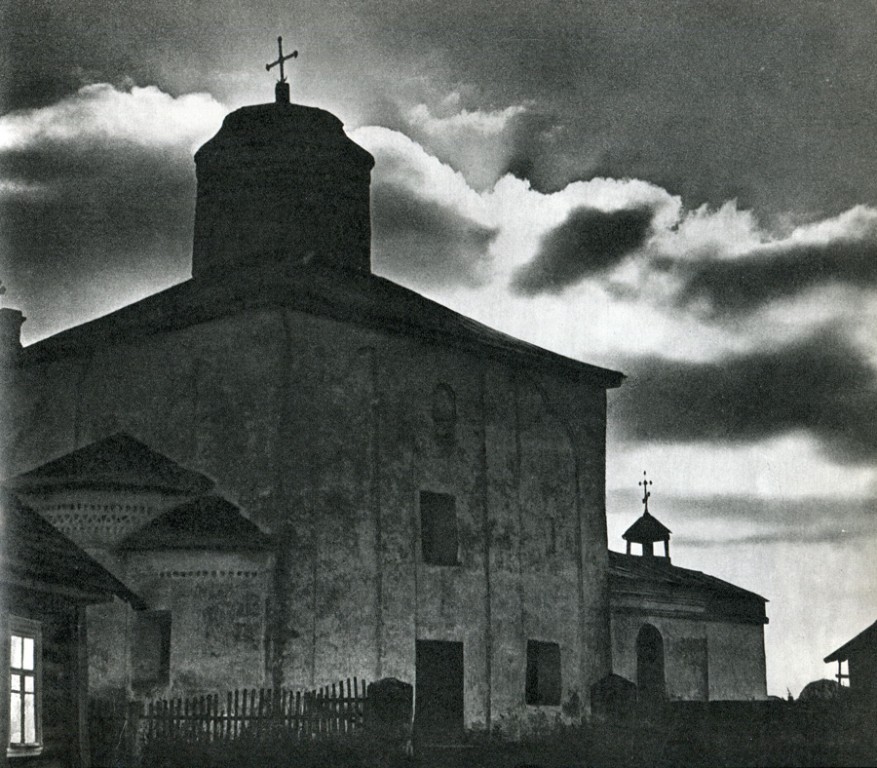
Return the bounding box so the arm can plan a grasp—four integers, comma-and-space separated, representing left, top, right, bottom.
638, 471, 653, 513
266, 36, 298, 103
266, 36, 298, 83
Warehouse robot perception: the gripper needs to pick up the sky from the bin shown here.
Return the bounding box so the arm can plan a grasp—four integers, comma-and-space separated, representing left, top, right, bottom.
2, 0, 876, 698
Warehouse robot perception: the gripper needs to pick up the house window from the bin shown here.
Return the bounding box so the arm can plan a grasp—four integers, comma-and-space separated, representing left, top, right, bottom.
132, 611, 171, 687
525, 640, 561, 705
420, 491, 459, 566
8, 617, 41, 752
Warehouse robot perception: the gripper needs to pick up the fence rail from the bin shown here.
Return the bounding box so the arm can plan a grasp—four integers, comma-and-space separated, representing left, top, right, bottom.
139, 677, 368, 742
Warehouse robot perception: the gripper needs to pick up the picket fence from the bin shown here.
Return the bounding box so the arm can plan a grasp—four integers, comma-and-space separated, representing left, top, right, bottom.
139, 677, 368, 742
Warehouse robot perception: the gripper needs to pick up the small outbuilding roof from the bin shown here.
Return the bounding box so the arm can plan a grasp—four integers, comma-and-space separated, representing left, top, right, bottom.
824, 619, 877, 663
4, 433, 214, 495
622, 511, 672, 543
119, 494, 271, 551
0, 490, 145, 608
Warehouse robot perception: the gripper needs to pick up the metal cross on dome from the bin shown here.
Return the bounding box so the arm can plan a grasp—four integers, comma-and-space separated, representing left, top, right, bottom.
638, 471, 653, 513
266, 36, 298, 83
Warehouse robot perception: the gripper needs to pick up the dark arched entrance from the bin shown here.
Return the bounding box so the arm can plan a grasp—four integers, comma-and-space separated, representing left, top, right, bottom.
636, 624, 665, 703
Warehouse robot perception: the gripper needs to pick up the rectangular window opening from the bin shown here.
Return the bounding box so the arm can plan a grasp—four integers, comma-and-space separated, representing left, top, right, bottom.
132, 610, 171, 687
525, 640, 561, 706
420, 491, 459, 566
8, 617, 41, 753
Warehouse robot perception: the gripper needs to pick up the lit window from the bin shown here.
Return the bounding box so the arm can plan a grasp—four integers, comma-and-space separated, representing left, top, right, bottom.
525, 640, 561, 706
8, 617, 41, 752
420, 491, 459, 566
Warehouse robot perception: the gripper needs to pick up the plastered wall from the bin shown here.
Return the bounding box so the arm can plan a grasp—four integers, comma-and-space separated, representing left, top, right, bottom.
3, 302, 611, 729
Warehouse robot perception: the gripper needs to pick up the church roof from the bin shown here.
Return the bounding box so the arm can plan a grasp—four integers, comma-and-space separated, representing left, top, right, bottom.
608, 550, 767, 623
196, 102, 374, 166
0, 490, 145, 608
17, 267, 624, 389
4, 433, 214, 495
622, 510, 672, 543
824, 619, 877, 663
118, 494, 271, 551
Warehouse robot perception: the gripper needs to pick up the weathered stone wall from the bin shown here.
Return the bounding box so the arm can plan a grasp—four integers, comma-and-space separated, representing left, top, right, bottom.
3, 301, 610, 728
125, 549, 273, 696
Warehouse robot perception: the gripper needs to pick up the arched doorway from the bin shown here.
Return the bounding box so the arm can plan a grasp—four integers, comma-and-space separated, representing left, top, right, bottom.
636, 624, 665, 703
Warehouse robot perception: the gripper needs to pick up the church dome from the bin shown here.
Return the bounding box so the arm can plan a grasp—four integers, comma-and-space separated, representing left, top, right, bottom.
192, 98, 374, 280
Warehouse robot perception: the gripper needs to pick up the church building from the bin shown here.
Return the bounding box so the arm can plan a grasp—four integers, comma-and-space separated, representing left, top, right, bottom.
1, 72, 624, 737
1, 55, 770, 750
608, 475, 768, 702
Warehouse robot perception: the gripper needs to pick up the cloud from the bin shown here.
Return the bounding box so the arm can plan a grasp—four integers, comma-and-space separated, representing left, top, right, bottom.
371, 182, 498, 287
669, 206, 877, 316
0, 84, 225, 342
407, 101, 528, 137
0, 84, 225, 155
609, 489, 877, 537
400, 98, 539, 190
611, 328, 877, 463
607, 433, 877, 501
511, 205, 654, 295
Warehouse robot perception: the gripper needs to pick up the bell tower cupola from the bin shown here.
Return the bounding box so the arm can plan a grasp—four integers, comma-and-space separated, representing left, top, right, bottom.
622, 471, 672, 561
191, 37, 375, 279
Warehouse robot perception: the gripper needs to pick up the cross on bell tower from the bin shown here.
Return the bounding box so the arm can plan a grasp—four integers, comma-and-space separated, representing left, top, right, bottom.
639, 470, 653, 513
266, 36, 298, 104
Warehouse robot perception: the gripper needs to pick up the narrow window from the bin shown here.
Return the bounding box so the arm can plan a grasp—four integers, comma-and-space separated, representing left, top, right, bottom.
8, 617, 41, 752
420, 491, 459, 566
431, 384, 457, 446
132, 611, 171, 687
525, 640, 561, 705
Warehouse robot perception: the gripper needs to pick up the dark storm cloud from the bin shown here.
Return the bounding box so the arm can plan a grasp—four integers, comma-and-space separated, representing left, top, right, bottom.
7, 1, 877, 215
355, 0, 877, 213
511, 206, 653, 295
672, 235, 877, 316
609, 489, 877, 544
611, 329, 877, 463
0, 144, 195, 325
370, 182, 498, 288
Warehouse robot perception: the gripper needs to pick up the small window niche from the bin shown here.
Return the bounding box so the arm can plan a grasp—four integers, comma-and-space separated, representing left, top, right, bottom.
132, 610, 171, 688
420, 491, 459, 566
431, 384, 457, 448
525, 640, 561, 706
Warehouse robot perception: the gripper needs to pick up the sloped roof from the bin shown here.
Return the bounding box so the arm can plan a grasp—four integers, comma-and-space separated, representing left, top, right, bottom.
609, 550, 767, 624
0, 490, 145, 608
609, 550, 766, 601
824, 619, 877, 663
4, 433, 214, 494
622, 511, 672, 543
118, 495, 271, 551
18, 266, 624, 389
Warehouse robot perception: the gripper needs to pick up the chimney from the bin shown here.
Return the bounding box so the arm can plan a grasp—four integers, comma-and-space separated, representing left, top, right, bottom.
0, 308, 25, 364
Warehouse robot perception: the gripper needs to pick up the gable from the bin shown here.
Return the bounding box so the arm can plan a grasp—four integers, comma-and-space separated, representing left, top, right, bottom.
118, 494, 271, 551
4, 433, 214, 495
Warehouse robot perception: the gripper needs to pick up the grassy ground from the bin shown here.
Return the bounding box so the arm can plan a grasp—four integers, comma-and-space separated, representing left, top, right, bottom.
109, 700, 877, 768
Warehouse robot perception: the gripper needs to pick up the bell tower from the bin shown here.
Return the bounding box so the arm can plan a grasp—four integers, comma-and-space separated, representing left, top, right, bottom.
191, 38, 375, 279
622, 471, 672, 560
